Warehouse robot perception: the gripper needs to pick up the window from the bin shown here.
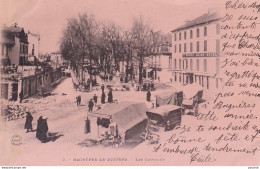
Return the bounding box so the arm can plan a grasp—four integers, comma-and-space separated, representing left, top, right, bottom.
6, 46, 8, 56
190, 59, 193, 70
204, 40, 207, 51
196, 28, 200, 37
204, 26, 207, 36
179, 59, 181, 69
174, 59, 177, 69
1, 45, 4, 56
216, 58, 220, 74
190, 30, 193, 39
190, 42, 193, 52
204, 59, 207, 72
196, 41, 200, 52
175, 73, 177, 81
179, 32, 181, 40
184, 43, 187, 52
174, 33, 177, 41
196, 59, 199, 71
216, 23, 220, 35
216, 39, 220, 53
175, 45, 177, 53
179, 44, 181, 53
20, 44, 22, 54
186, 59, 188, 69
183, 60, 185, 69
184, 31, 187, 40
169, 57, 172, 68
179, 74, 181, 82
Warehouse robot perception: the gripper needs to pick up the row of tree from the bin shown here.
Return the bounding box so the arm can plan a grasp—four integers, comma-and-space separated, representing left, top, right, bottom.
60, 13, 159, 84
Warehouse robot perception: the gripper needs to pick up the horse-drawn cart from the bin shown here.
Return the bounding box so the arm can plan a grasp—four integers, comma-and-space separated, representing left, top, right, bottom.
145, 105, 182, 144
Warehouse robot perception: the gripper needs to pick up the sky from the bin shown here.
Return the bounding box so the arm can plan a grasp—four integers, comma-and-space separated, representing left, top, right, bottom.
0, 0, 225, 53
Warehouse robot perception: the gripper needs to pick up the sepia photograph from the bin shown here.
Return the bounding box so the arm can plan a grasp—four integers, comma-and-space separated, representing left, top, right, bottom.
0, 0, 259, 167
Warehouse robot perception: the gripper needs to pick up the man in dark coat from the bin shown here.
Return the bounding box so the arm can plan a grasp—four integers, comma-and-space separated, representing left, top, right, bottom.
36, 116, 43, 139
101, 84, 105, 92
101, 92, 106, 104
88, 99, 94, 112
146, 90, 151, 102
120, 76, 123, 83
19, 91, 24, 103
24, 112, 33, 132
77, 95, 81, 106
108, 89, 113, 103
93, 94, 98, 106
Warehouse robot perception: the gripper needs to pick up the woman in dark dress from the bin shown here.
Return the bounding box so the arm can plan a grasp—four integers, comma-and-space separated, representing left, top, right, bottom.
36, 116, 43, 139
101, 92, 106, 104
24, 112, 33, 133
108, 89, 113, 103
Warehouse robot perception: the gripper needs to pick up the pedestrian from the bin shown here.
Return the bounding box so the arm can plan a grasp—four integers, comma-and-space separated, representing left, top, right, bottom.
101, 84, 105, 92
93, 94, 98, 106
78, 95, 81, 106
120, 76, 123, 83
101, 91, 106, 104
158, 76, 160, 82
24, 112, 33, 133
36, 116, 43, 139
84, 117, 91, 134
19, 91, 24, 103
88, 99, 94, 112
108, 89, 113, 103
39, 118, 48, 143
146, 90, 151, 102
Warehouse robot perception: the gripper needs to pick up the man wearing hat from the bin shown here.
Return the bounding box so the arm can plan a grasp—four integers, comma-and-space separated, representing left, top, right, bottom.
88, 99, 94, 112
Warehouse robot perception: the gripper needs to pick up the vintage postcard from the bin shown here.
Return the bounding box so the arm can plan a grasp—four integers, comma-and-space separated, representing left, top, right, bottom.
0, 0, 259, 167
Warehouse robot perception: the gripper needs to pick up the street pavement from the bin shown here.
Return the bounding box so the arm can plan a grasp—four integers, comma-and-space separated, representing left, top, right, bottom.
0, 74, 214, 165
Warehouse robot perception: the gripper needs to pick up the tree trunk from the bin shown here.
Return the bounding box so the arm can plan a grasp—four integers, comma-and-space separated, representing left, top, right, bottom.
139, 62, 143, 84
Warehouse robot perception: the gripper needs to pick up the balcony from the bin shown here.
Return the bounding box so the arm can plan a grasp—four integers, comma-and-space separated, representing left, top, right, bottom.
182, 52, 220, 57
1, 38, 15, 45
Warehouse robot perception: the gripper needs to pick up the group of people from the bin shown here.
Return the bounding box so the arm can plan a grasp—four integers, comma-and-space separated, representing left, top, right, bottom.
120, 76, 128, 83
87, 85, 113, 111
101, 74, 113, 81
100, 84, 113, 104
24, 112, 49, 143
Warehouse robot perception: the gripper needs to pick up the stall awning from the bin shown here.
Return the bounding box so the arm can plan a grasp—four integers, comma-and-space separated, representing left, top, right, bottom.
90, 102, 148, 133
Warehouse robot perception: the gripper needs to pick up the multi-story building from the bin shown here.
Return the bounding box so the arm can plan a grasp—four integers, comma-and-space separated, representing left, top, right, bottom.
171, 11, 222, 89
1, 24, 29, 66
147, 32, 172, 82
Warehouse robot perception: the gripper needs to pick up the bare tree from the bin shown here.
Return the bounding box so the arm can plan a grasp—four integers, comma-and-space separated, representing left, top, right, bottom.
131, 16, 159, 84
102, 23, 124, 72
121, 29, 134, 81
60, 13, 100, 83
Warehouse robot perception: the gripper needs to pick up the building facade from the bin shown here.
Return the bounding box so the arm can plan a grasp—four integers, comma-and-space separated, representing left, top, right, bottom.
1, 25, 29, 66
147, 32, 172, 82
171, 12, 222, 89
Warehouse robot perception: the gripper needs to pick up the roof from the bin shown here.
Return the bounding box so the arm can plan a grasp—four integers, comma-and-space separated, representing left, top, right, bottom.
147, 105, 182, 117
172, 12, 221, 32
155, 89, 182, 98
92, 102, 148, 133
3, 26, 24, 34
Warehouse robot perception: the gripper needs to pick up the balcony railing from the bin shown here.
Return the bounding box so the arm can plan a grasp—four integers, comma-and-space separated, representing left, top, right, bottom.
182, 52, 220, 57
